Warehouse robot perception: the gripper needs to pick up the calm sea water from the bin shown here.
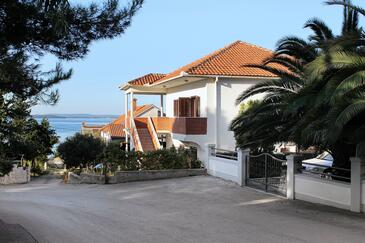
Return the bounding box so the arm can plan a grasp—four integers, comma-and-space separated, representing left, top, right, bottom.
35, 117, 115, 142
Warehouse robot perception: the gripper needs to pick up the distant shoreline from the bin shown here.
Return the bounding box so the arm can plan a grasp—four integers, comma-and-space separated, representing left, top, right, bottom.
33, 114, 119, 119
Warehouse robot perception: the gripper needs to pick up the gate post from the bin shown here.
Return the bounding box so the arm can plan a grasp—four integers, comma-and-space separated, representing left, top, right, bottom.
207, 144, 215, 174
350, 157, 362, 212
238, 149, 250, 186
286, 154, 295, 200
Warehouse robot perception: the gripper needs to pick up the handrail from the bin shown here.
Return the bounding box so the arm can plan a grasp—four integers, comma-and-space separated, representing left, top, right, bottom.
130, 118, 143, 152
249, 153, 287, 162
147, 117, 161, 150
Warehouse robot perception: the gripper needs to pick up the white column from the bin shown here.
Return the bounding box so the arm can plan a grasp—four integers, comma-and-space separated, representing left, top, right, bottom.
124, 93, 129, 151
237, 149, 250, 186
130, 92, 134, 119
286, 154, 295, 200
160, 94, 164, 117
351, 157, 362, 212
215, 78, 221, 148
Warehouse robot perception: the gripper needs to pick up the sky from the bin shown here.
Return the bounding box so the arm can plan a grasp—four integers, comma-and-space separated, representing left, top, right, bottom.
32, 0, 362, 115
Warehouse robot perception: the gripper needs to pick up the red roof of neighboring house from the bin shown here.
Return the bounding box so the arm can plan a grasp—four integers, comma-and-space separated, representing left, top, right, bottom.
100, 124, 125, 138
125, 41, 278, 87
101, 104, 156, 138
128, 73, 166, 86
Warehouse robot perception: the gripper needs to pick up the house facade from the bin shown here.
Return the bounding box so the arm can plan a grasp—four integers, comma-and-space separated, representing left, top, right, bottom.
121, 41, 279, 166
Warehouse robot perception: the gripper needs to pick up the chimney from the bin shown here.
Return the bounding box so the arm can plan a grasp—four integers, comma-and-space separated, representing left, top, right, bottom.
133, 98, 137, 111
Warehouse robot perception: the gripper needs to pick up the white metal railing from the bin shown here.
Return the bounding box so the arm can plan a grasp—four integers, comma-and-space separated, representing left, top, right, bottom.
210, 146, 238, 161
300, 161, 351, 183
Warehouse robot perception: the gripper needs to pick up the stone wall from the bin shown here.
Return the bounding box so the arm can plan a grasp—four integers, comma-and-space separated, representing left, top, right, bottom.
67, 169, 206, 184
0, 165, 30, 185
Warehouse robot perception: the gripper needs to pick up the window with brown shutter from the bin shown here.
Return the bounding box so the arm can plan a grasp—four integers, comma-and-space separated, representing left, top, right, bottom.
174, 96, 200, 117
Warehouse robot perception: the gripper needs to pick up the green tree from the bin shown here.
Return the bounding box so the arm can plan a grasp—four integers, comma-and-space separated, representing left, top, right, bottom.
0, 0, 144, 174
231, 0, 362, 169
57, 133, 106, 168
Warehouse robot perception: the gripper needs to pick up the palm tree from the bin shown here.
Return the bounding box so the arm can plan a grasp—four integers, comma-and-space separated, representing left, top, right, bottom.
231, 0, 362, 169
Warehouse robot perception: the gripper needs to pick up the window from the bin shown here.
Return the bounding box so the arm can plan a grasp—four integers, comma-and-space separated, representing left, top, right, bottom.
173, 96, 200, 117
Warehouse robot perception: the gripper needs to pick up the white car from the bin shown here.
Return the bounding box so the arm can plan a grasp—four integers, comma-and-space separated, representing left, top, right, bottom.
302, 152, 333, 173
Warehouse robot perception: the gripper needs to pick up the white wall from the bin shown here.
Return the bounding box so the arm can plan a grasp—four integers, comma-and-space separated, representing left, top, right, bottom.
166, 80, 215, 167
217, 78, 266, 150
295, 174, 351, 210
362, 180, 365, 212
208, 156, 239, 183
166, 81, 208, 117
164, 77, 272, 165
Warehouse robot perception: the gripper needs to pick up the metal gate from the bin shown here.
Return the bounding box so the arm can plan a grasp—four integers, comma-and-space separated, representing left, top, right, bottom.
246, 153, 287, 196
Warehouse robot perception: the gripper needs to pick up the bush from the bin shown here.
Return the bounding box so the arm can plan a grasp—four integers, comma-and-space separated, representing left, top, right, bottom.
0, 160, 14, 177
100, 146, 202, 171
57, 133, 106, 168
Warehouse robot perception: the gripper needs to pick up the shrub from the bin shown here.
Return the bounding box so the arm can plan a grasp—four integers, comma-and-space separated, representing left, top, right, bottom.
101, 146, 202, 171
57, 133, 106, 168
0, 159, 13, 177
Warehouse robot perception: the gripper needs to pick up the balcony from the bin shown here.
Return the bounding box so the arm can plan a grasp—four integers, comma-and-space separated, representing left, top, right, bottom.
152, 117, 207, 135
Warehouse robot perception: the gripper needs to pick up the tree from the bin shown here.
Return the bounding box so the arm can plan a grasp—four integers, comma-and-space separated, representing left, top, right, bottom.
57, 133, 106, 168
231, 0, 363, 169
0, 0, 144, 174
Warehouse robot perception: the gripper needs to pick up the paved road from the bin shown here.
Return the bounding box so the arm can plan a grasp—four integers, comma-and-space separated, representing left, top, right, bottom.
0, 175, 365, 243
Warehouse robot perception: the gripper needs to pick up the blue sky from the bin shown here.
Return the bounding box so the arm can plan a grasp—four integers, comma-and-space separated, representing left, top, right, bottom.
32, 0, 359, 115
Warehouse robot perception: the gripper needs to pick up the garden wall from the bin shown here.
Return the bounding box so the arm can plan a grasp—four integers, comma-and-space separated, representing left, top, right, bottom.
68, 169, 206, 184
0, 165, 30, 185
294, 174, 351, 210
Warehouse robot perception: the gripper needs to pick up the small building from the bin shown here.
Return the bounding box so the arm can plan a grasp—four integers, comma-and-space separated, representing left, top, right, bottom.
81, 123, 104, 138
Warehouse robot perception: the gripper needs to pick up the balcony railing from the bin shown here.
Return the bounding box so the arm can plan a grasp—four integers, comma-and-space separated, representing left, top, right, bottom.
152, 117, 207, 135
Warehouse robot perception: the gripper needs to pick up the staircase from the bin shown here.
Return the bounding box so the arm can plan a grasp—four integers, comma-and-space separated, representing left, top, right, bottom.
134, 118, 155, 152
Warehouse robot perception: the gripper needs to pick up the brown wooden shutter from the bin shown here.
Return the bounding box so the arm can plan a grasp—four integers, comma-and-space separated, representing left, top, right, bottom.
174, 99, 179, 117
190, 96, 200, 117
178, 97, 191, 117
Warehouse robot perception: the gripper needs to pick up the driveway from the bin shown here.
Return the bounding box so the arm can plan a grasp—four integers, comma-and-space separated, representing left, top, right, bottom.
0, 175, 364, 243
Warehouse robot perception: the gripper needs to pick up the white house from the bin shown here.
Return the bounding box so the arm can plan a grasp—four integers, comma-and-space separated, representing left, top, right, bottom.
120, 40, 279, 166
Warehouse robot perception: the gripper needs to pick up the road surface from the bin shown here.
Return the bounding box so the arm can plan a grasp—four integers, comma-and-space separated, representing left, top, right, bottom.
0, 175, 365, 243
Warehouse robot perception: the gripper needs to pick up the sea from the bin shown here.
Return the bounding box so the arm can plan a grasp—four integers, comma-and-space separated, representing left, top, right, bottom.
34, 115, 117, 143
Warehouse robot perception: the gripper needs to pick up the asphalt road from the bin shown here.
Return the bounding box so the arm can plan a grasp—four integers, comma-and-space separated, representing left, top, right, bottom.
0, 175, 365, 243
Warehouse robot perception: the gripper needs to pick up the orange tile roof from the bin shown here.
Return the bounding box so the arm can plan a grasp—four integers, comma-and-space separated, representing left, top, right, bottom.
128, 73, 166, 86
124, 41, 279, 87
155, 41, 278, 83
101, 104, 156, 138
101, 124, 125, 138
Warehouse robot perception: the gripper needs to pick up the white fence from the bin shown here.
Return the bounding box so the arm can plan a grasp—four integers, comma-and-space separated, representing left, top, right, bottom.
287, 155, 365, 213
0, 165, 30, 185
207, 145, 249, 186
208, 146, 365, 213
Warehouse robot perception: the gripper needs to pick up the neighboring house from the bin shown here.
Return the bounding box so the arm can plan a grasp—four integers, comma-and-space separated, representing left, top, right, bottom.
100, 100, 161, 145
81, 123, 104, 138
120, 40, 279, 166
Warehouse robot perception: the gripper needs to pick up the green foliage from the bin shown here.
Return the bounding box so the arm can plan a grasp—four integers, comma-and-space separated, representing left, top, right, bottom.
231, 1, 364, 168
57, 133, 106, 168
0, 159, 14, 177
99, 146, 202, 172
0, 0, 143, 175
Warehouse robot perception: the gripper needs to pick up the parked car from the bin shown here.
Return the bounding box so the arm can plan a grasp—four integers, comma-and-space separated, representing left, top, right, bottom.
93, 163, 103, 169
302, 152, 333, 173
